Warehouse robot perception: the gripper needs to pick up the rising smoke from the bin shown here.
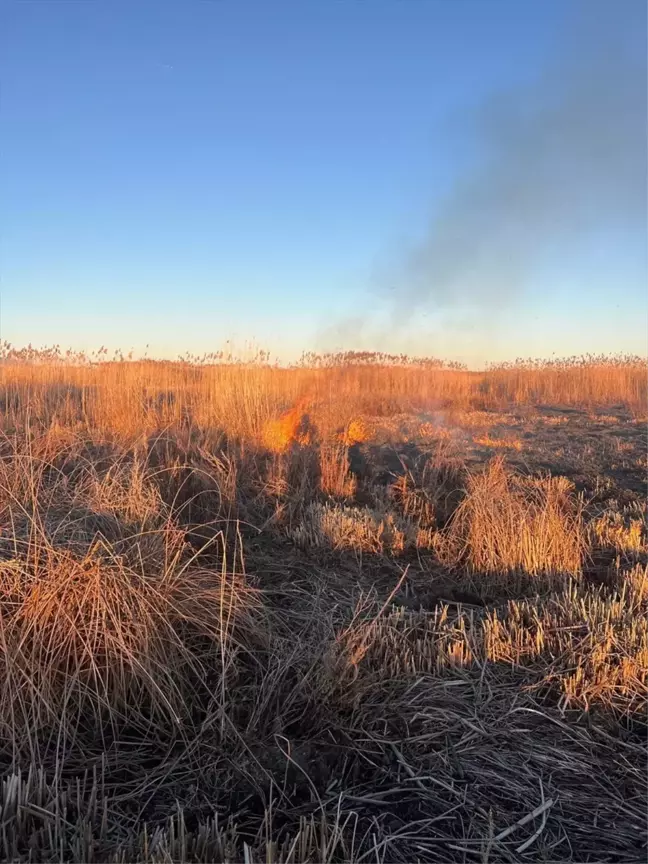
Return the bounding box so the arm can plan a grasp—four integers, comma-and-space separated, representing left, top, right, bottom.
390, 0, 646, 315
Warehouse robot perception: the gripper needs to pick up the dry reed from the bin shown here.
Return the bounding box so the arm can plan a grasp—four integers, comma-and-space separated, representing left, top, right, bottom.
0, 344, 645, 862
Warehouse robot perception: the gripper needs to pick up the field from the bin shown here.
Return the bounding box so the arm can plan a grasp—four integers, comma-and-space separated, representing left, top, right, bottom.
0, 346, 646, 863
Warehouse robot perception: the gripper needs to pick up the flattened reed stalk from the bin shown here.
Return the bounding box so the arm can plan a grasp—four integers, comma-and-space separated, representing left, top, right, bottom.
0, 766, 360, 864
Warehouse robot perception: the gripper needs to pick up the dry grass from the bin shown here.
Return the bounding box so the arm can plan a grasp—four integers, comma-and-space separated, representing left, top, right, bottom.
440, 457, 586, 590
589, 502, 647, 556
0, 347, 645, 443
473, 434, 523, 450
1, 767, 360, 864
332, 565, 648, 714
0, 346, 646, 862
291, 501, 421, 554
318, 441, 357, 498
0, 537, 256, 758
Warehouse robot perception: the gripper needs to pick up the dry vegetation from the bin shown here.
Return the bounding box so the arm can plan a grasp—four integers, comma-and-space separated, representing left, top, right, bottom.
0, 345, 646, 863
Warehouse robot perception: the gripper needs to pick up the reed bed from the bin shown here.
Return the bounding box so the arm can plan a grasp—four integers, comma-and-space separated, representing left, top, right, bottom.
0, 345, 645, 862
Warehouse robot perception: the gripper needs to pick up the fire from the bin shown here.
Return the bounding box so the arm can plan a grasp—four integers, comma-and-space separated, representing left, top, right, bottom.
263, 399, 372, 453
263, 398, 314, 452
338, 417, 371, 446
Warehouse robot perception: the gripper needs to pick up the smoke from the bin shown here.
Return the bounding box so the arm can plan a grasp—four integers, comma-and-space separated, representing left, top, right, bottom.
389, 0, 646, 315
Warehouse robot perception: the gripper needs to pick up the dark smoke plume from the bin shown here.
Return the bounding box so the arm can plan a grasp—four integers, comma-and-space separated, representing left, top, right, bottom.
391, 0, 646, 314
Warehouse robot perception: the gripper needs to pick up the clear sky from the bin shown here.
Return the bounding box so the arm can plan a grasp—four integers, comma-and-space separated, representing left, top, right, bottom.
1, 0, 646, 366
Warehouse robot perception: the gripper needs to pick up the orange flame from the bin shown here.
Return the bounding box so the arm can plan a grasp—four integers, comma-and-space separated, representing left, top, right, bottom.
337, 417, 371, 446
263, 396, 314, 452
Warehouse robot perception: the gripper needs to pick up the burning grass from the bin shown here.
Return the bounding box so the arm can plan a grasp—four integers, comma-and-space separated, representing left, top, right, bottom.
0, 347, 645, 862
262, 399, 314, 452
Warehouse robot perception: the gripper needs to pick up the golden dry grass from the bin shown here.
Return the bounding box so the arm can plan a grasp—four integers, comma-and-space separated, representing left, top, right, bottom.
0, 346, 644, 443
473, 434, 523, 450
439, 457, 587, 589
0, 346, 645, 863
291, 501, 422, 554
589, 504, 646, 555
318, 441, 357, 498
0, 538, 256, 753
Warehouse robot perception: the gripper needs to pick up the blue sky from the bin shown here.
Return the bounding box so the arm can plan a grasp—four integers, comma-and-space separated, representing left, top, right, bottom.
1, 0, 646, 366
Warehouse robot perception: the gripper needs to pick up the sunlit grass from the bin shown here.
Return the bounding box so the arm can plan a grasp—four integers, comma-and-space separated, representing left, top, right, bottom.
0, 343, 645, 862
